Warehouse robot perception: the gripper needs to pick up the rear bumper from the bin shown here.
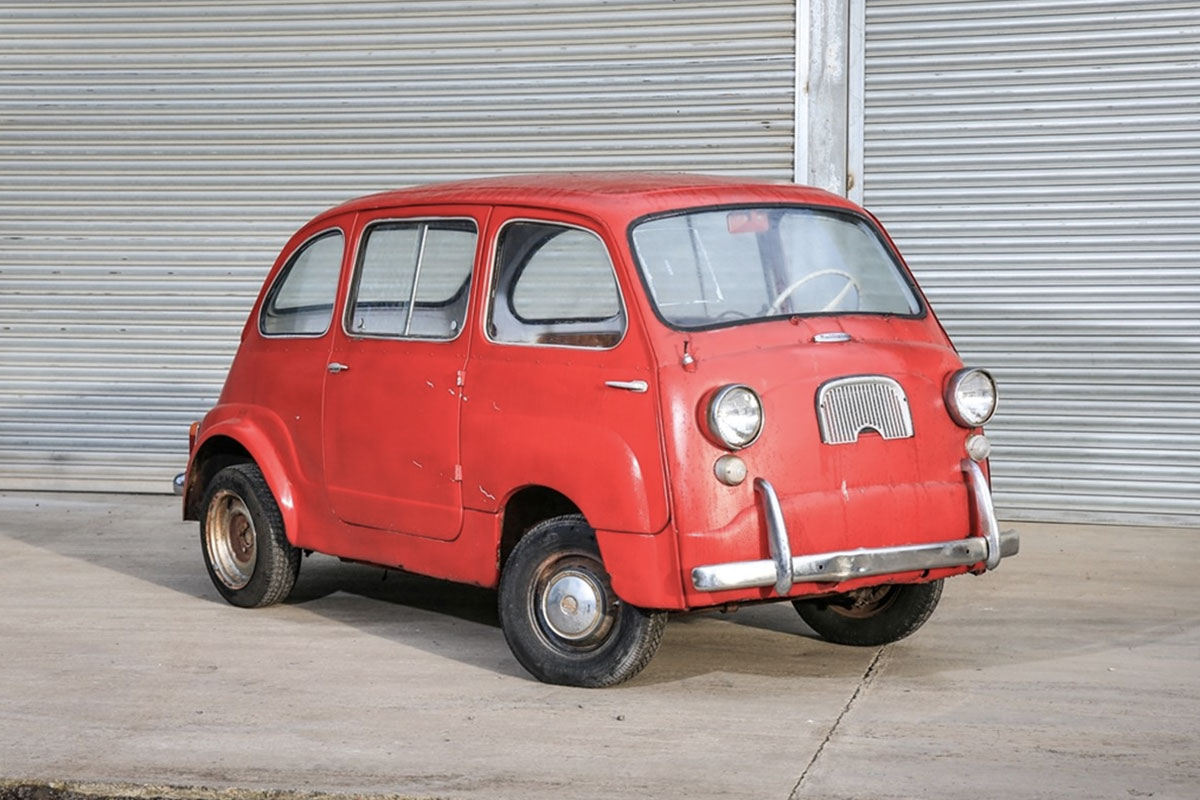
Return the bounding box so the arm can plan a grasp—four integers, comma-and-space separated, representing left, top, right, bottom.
691, 460, 1018, 594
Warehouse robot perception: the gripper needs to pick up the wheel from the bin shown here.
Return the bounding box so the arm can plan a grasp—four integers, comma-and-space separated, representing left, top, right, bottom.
200, 463, 300, 608
792, 580, 943, 646
498, 514, 667, 687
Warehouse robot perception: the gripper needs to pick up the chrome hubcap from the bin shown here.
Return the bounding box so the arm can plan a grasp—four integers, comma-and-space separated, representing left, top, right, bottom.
541, 570, 604, 641
205, 490, 257, 590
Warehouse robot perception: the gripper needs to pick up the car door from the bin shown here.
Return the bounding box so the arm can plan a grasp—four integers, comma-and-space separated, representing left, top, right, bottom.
321, 205, 488, 540
460, 208, 669, 534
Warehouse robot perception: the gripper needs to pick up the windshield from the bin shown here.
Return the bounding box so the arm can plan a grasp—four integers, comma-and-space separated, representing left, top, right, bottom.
629, 207, 921, 329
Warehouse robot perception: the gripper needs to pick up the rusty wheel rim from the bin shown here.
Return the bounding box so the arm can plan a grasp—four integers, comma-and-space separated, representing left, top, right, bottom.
205, 489, 257, 590
826, 584, 900, 619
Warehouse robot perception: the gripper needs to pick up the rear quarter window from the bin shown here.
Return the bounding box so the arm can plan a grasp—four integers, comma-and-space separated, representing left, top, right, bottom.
259, 230, 345, 337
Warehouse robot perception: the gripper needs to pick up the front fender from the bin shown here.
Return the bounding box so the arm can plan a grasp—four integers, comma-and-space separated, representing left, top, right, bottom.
464, 411, 668, 534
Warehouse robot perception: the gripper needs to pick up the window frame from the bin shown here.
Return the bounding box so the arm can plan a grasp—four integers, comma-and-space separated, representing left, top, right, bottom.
626, 203, 928, 333
484, 217, 629, 351
342, 216, 480, 343
258, 227, 346, 339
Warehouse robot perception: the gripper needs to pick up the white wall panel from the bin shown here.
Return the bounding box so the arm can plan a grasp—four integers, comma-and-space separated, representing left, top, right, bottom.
0, 0, 796, 492
864, 0, 1200, 525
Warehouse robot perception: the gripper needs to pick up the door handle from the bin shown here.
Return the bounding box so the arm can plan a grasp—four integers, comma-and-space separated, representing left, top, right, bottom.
604, 379, 648, 393
327, 362, 350, 374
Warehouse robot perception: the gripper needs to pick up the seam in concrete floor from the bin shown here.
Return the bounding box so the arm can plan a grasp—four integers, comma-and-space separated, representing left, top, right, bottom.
788, 646, 888, 799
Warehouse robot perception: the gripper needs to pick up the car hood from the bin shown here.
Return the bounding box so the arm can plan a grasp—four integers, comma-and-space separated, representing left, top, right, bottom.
654, 314, 977, 557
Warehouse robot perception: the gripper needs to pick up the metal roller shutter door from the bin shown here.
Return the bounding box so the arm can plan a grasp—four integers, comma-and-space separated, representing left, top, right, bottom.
863, 1, 1200, 525
0, 0, 796, 493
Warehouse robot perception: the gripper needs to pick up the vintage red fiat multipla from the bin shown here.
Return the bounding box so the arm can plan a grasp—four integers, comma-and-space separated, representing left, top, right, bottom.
178, 173, 1018, 687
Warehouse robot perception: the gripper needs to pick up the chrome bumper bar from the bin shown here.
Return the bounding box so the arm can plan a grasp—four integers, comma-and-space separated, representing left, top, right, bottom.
173, 472, 186, 496
691, 460, 1019, 594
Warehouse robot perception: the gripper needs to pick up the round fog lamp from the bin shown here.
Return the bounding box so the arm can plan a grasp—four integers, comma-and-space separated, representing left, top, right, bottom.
966, 434, 992, 462
714, 455, 748, 486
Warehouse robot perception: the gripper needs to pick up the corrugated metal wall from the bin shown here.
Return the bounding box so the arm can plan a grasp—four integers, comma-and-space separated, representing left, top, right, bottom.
863, 1, 1200, 526
0, 1, 796, 492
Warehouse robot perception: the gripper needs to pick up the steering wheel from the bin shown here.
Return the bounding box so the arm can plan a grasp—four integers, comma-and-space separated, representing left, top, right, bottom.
767, 269, 862, 314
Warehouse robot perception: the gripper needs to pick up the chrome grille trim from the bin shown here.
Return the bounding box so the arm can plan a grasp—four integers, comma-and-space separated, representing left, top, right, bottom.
816, 375, 914, 445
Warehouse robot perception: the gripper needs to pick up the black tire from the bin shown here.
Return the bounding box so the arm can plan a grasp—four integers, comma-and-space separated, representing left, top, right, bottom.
498, 514, 667, 687
792, 580, 943, 646
200, 463, 300, 608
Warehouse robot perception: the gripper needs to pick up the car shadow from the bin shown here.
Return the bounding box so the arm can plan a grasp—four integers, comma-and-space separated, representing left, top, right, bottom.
287, 553, 501, 628
6, 492, 1199, 688
0, 492, 878, 684
280, 552, 853, 685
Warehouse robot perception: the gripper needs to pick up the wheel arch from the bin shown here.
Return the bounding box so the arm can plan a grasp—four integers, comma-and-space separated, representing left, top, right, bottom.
183, 434, 253, 520
496, 484, 685, 611
183, 407, 304, 546
498, 485, 581, 570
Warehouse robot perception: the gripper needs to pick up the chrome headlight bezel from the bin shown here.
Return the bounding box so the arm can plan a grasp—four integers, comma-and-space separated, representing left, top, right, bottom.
946, 368, 998, 428
705, 384, 764, 450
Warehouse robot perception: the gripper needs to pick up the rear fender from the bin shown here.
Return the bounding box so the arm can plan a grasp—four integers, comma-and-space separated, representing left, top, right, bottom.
185, 405, 305, 546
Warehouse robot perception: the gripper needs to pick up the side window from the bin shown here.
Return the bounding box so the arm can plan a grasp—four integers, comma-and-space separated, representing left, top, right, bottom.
488, 221, 625, 348
347, 219, 477, 340
260, 230, 345, 336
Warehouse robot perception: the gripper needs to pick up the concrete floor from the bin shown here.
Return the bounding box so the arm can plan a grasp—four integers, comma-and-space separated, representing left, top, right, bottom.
0, 492, 1196, 800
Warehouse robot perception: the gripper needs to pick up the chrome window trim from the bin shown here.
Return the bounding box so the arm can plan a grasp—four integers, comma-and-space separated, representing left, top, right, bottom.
341, 216, 479, 344
483, 217, 629, 352
258, 226, 346, 339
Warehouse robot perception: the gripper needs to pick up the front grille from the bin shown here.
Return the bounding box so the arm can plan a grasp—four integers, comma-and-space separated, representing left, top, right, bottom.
816, 376, 914, 445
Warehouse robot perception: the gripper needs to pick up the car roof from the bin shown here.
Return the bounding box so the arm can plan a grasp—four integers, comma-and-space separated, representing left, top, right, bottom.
313, 172, 860, 226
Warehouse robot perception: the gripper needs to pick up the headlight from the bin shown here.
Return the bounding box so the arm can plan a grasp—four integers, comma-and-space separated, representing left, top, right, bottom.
706, 384, 763, 449
946, 368, 997, 427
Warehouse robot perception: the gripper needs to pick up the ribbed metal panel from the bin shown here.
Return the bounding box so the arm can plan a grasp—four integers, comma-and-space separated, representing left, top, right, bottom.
817, 375, 914, 445
864, 1, 1200, 526
0, 1, 795, 492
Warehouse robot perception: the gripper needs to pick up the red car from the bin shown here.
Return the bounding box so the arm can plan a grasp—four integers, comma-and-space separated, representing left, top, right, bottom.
178, 173, 1018, 687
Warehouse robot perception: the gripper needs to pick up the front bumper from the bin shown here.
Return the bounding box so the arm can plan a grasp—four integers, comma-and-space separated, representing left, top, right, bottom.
691, 460, 1018, 594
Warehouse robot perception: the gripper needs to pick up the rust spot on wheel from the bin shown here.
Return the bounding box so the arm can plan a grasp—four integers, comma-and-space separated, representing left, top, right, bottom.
205, 489, 258, 590
230, 513, 254, 561
828, 584, 901, 619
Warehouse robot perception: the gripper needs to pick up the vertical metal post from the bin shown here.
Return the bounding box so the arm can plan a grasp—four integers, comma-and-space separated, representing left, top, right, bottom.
847, 0, 866, 203
795, 0, 862, 200
793, 0, 811, 186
